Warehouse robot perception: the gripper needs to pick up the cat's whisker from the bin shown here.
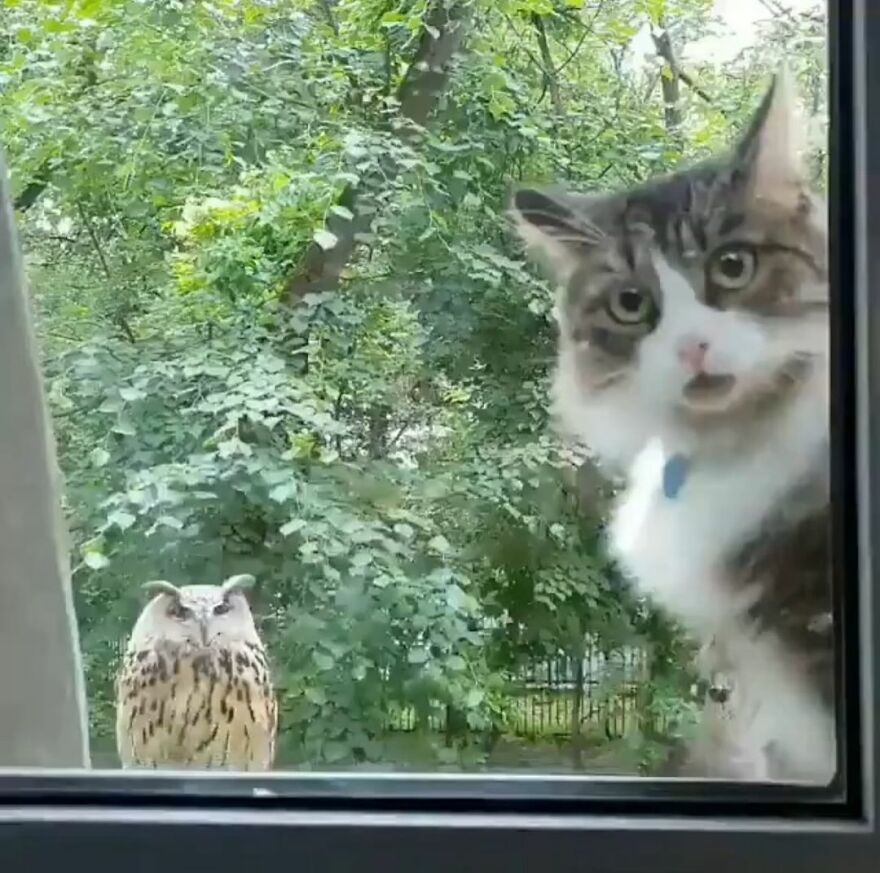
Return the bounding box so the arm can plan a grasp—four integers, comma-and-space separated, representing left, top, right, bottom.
590, 371, 628, 391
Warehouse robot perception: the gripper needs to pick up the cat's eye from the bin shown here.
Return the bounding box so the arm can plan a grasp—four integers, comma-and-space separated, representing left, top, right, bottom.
707, 245, 757, 290
605, 287, 653, 325
213, 600, 232, 616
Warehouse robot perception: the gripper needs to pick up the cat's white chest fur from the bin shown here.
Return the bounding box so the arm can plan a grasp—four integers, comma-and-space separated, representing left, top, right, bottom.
608, 378, 834, 783
611, 389, 822, 629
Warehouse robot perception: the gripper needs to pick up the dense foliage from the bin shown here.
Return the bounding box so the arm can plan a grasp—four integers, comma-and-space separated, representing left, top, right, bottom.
1, 0, 825, 771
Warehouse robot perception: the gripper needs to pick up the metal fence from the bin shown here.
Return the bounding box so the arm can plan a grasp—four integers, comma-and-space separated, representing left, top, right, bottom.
388, 646, 651, 739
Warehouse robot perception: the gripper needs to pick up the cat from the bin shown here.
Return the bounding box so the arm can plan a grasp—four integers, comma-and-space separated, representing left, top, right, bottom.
510, 70, 833, 783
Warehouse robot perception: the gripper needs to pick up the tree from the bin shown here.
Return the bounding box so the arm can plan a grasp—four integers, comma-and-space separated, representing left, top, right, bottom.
0, 0, 826, 770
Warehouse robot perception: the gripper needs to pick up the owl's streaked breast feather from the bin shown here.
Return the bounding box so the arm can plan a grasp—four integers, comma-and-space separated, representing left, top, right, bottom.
116, 640, 277, 771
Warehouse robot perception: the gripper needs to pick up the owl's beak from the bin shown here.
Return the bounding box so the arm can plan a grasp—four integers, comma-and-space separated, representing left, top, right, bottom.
199, 618, 210, 647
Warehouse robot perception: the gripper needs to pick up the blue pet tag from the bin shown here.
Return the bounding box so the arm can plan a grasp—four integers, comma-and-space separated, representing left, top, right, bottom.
662, 453, 691, 499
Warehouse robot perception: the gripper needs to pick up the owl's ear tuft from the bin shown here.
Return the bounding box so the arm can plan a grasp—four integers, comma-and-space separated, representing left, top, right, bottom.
142, 580, 182, 599
221, 574, 256, 596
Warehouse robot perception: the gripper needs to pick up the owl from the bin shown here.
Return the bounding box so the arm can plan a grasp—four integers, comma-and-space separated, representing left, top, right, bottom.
115, 574, 278, 771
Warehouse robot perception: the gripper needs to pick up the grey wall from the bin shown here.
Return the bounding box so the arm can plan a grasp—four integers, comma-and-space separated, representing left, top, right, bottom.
0, 153, 90, 768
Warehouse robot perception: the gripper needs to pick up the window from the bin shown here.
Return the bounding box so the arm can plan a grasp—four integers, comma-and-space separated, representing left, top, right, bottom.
0, 0, 876, 869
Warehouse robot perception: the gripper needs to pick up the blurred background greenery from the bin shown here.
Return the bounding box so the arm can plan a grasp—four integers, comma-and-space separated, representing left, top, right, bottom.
0, 0, 825, 772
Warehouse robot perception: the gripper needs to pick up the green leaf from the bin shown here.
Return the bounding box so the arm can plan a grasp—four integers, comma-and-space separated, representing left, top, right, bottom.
268, 481, 297, 503
108, 510, 136, 531
90, 447, 110, 467
119, 386, 145, 402
280, 518, 306, 537
83, 551, 109, 570
112, 418, 136, 437
323, 740, 349, 762
407, 648, 429, 664
313, 229, 338, 250
379, 10, 406, 27
465, 689, 484, 708
305, 687, 327, 705
351, 550, 372, 568
313, 651, 335, 671
261, 468, 292, 485
427, 534, 451, 554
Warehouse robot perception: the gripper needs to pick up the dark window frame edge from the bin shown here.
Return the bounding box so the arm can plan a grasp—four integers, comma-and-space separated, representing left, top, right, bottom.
1, 0, 877, 869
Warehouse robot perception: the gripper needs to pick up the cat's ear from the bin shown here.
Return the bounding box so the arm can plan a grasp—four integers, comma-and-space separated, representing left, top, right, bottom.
734, 66, 807, 208
508, 187, 604, 281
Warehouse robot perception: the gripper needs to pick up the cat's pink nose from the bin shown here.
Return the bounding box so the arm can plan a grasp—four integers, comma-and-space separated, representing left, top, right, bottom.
677, 337, 709, 373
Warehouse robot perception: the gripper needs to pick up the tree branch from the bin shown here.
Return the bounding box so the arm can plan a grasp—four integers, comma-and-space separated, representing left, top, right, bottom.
552, 27, 590, 78
677, 68, 715, 107
76, 202, 136, 343
651, 27, 683, 145
281, 0, 470, 304
77, 202, 112, 280
531, 13, 563, 116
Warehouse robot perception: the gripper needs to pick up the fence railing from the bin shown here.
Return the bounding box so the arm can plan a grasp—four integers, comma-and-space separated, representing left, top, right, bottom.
388, 646, 653, 739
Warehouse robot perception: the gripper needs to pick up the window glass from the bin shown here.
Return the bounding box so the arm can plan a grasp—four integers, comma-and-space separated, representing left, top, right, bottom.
0, 0, 834, 787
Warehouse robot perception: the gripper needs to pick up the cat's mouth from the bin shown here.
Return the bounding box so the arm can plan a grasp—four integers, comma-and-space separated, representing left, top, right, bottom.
682, 372, 737, 406
676, 354, 815, 430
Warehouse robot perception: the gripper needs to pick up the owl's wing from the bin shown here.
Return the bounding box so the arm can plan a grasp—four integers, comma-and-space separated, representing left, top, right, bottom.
264, 685, 278, 770
115, 702, 135, 768
222, 669, 277, 771
115, 658, 148, 769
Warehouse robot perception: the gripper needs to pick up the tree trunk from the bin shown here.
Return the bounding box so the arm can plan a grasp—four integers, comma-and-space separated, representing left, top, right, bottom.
0, 152, 91, 767
282, 0, 470, 304
652, 27, 683, 147
366, 404, 390, 459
